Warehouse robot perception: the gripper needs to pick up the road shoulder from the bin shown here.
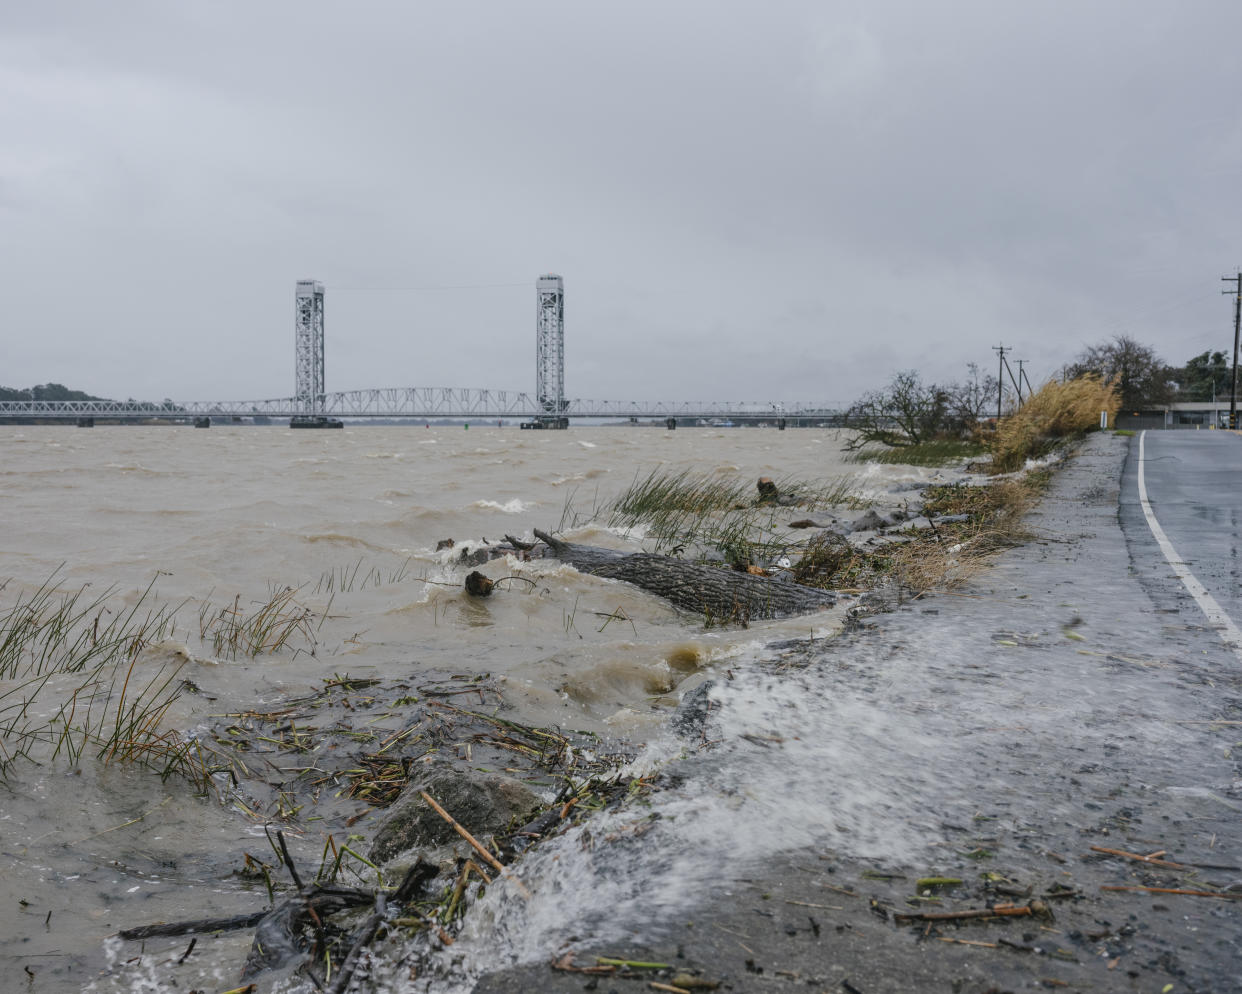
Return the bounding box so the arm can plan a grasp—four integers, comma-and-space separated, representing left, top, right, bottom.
470, 432, 1242, 994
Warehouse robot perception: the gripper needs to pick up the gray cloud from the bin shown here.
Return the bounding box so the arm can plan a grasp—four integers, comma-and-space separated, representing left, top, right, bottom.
3, 0, 1239, 405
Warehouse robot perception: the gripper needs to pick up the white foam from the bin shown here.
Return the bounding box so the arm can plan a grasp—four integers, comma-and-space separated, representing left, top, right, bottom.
471, 498, 531, 513
388, 653, 948, 992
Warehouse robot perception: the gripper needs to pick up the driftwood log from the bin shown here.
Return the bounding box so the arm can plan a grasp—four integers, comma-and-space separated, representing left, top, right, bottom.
533, 529, 837, 622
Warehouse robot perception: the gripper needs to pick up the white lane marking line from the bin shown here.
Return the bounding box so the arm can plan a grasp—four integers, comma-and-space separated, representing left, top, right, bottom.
1138, 430, 1242, 661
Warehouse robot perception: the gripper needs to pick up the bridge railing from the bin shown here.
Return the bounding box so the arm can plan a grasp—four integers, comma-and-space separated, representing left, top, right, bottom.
0, 389, 845, 421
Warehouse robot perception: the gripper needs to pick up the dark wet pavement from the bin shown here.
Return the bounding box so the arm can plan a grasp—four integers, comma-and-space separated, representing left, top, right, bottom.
469, 432, 1242, 994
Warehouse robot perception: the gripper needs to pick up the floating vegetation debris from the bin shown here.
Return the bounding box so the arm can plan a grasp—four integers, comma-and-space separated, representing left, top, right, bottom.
109, 671, 649, 986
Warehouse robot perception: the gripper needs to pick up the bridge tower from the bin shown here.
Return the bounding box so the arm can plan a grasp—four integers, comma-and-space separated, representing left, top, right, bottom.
293, 280, 326, 424
535, 273, 567, 427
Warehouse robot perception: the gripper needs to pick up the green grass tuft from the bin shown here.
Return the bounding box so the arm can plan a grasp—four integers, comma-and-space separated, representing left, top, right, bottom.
602, 468, 865, 565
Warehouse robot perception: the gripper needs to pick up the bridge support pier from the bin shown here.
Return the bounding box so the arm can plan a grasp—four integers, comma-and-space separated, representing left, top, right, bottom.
293, 280, 327, 427
535, 275, 567, 428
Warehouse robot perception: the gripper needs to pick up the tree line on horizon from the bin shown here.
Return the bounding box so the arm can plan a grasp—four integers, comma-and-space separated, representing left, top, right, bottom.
845, 335, 1233, 450
0, 383, 109, 403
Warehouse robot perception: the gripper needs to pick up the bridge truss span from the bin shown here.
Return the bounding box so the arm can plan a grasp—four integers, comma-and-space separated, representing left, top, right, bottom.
322, 387, 539, 418
0, 389, 844, 422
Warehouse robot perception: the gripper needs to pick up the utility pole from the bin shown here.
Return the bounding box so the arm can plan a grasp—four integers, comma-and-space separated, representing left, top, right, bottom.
993, 344, 1008, 421
1018, 361, 1035, 400
1225, 272, 1242, 429
1014, 360, 1026, 406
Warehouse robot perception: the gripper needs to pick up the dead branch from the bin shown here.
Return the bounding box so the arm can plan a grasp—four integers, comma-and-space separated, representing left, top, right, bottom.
1101, 885, 1242, 900
419, 790, 531, 897
1089, 845, 1188, 870
894, 901, 1049, 923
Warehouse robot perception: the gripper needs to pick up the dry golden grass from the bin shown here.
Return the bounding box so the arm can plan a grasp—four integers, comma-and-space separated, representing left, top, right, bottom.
988, 375, 1119, 472
788, 472, 1049, 597
886, 474, 1045, 593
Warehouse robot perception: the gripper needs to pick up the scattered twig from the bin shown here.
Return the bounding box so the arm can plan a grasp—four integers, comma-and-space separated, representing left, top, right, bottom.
325, 896, 386, 994
894, 901, 1049, 923
419, 790, 531, 898
551, 952, 616, 975
493, 575, 538, 589
410, 907, 454, 946
1089, 845, 1187, 870
596, 956, 671, 969
276, 830, 304, 892
119, 911, 268, 941
1101, 885, 1241, 900
936, 936, 997, 948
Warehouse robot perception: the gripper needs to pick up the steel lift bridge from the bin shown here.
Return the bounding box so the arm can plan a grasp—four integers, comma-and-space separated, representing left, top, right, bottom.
0, 277, 844, 426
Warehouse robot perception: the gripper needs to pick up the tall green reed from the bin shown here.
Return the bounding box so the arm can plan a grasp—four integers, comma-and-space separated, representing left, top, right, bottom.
602, 468, 864, 564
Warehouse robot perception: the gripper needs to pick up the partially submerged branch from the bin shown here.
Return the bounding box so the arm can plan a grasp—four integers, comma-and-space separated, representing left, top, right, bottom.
534, 529, 837, 622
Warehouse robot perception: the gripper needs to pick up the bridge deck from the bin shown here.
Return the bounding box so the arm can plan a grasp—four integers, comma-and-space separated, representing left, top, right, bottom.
0, 388, 843, 421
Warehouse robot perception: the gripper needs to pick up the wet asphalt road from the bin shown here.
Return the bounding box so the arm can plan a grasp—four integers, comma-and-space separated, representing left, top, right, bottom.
463, 431, 1242, 994
1123, 429, 1242, 651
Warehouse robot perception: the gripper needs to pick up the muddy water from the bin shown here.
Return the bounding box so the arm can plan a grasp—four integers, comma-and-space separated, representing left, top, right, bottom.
0, 424, 955, 992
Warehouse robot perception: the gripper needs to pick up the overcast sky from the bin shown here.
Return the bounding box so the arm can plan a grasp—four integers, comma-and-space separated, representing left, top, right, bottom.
3, 1, 1240, 407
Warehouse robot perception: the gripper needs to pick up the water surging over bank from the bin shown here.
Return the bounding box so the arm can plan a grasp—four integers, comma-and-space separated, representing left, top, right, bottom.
0, 424, 969, 991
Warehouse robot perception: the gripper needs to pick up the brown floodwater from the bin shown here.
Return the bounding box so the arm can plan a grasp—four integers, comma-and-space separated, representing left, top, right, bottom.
0, 424, 954, 991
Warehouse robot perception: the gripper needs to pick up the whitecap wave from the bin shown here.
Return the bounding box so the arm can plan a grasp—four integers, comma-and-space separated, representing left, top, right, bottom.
471, 498, 531, 513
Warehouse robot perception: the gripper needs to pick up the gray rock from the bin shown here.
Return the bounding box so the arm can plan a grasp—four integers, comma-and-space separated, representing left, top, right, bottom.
849, 509, 888, 533
369, 762, 542, 864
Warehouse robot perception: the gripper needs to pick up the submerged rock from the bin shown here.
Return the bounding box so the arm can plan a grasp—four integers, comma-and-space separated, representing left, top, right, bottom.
671, 679, 718, 740
849, 509, 889, 532
369, 762, 542, 864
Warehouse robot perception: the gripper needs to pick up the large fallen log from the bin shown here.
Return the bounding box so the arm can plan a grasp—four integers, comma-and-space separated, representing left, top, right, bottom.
533, 529, 837, 622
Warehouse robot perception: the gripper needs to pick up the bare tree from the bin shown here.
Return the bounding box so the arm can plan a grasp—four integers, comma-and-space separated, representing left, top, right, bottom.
843, 370, 949, 449
844, 367, 999, 449
948, 362, 999, 425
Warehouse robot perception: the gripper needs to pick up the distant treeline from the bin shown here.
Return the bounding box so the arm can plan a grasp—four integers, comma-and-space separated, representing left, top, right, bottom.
0, 383, 109, 402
